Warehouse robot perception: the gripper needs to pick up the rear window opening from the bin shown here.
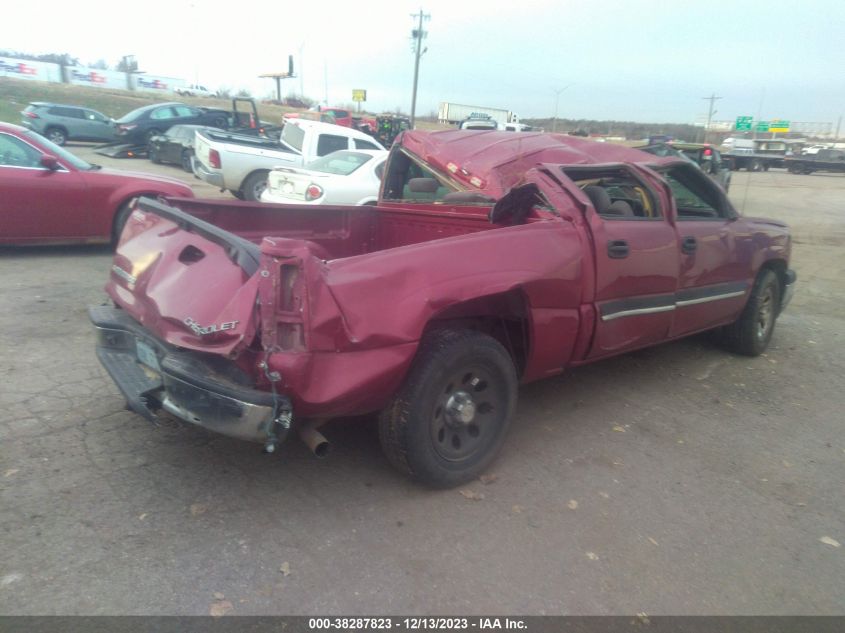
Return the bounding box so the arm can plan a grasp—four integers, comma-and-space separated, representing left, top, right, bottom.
382, 150, 463, 203
562, 166, 660, 219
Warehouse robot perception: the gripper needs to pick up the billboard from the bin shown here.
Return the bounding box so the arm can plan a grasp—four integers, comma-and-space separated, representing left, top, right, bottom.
0, 57, 62, 82
68, 66, 127, 89
134, 75, 186, 93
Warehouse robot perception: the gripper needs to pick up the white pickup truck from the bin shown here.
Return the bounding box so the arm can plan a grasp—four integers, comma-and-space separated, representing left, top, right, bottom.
192, 119, 385, 200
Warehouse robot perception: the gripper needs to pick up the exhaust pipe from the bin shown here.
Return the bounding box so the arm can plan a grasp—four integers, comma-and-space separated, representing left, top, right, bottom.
298, 421, 331, 458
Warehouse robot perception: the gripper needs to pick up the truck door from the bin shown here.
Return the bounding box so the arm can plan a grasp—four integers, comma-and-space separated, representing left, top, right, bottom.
660, 163, 748, 337
558, 165, 680, 359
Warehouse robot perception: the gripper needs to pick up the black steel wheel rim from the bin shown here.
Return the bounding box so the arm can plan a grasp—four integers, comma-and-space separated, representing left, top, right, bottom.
429, 365, 504, 462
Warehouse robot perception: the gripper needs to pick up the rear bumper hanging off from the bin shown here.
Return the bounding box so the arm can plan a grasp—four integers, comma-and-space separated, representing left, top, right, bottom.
90, 305, 291, 447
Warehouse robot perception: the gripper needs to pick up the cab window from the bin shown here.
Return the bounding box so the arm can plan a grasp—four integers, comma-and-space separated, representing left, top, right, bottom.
563, 166, 661, 220
663, 165, 731, 219
382, 150, 460, 202
316, 134, 349, 156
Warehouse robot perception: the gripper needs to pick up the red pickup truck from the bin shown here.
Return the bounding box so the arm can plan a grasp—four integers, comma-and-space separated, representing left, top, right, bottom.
91, 130, 796, 487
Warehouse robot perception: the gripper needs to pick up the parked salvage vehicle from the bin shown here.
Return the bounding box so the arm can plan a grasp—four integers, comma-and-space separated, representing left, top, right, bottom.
92, 130, 795, 487
784, 149, 845, 175
193, 119, 384, 201
0, 123, 193, 245
148, 125, 218, 172
260, 149, 388, 206
114, 102, 231, 147
175, 84, 216, 98
20, 102, 116, 146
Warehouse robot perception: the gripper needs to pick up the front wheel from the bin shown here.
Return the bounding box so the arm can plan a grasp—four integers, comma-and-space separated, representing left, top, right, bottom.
379, 329, 518, 488
723, 269, 781, 356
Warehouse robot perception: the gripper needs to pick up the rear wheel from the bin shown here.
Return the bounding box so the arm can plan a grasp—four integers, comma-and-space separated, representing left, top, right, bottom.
242, 170, 269, 201
148, 145, 161, 164
45, 126, 67, 146
181, 149, 193, 172
723, 269, 781, 356
145, 129, 161, 152
379, 329, 518, 488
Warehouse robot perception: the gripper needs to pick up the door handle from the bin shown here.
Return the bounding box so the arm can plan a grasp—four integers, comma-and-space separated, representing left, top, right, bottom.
682, 236, 697, 254
607, 239, 629, 259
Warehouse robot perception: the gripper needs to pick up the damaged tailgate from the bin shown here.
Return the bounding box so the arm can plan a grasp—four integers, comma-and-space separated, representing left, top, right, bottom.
107, 196, 263, 357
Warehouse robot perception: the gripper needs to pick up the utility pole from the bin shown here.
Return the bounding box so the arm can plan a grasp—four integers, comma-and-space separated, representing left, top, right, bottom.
298, 42, 305, 98
552, 85, 570, 133
702, 93, 722, 143
409, 8, 430, 129
835, 115, 842, 142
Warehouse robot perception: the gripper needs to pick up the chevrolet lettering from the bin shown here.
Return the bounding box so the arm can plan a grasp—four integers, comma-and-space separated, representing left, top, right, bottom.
183, 317, 239, 336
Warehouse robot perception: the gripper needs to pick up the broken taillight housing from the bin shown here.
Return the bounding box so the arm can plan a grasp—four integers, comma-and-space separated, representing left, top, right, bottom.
305, 184, 323, 201
277, 263, 305, 351
209, 149, 222, 169
279, 264, 300, 312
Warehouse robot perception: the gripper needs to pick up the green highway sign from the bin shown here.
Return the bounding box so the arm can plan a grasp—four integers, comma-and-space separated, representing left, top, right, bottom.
756, 121, 770, 132
769, 119, 790, 132
735, 116, 753, 131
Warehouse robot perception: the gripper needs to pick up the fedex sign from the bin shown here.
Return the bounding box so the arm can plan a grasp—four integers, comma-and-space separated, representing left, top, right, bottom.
68, 66, 126, 89
0, 56, 61, 82
71, 69, 107, 84
137, 77, 168, 90
0, 59, 39, 77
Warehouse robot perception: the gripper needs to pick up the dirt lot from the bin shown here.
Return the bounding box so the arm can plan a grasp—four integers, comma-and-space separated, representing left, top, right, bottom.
0, 159, 843, 615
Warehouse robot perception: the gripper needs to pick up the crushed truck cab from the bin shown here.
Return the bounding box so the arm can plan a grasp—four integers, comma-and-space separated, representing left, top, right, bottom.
92, 130, 796, 487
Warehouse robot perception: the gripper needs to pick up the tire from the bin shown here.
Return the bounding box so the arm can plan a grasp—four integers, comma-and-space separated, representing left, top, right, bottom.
242, 171, 269, 201
145, 129, 161, 151
211, 116, 228, 130
378, 329, 518, 488
230, 189, 245, 200
723, 269, 781, 356
148, 145, 161, 164
181, 150, 193, 172
45, 126, 67, 146
111, 199, 136, 247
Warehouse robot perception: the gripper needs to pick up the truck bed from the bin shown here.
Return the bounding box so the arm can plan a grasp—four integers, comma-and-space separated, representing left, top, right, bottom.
167, 198, 501, 260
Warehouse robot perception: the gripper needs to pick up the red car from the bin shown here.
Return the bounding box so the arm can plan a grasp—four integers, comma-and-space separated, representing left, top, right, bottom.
0, 122, 194, 245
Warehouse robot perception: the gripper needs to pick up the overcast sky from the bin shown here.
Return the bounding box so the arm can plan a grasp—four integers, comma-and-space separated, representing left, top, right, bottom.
4, 0, 844, 124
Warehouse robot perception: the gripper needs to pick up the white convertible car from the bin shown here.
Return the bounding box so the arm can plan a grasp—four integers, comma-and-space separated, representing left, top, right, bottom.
260, 149, 388, 206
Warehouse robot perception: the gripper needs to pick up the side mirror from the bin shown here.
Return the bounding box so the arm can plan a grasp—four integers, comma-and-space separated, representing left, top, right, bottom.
408, 177, 439, 193
40, 155, 60, 170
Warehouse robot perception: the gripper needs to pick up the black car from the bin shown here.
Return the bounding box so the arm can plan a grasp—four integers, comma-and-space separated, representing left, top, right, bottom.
148, 125, 217, 172
114, 102, 230, 146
